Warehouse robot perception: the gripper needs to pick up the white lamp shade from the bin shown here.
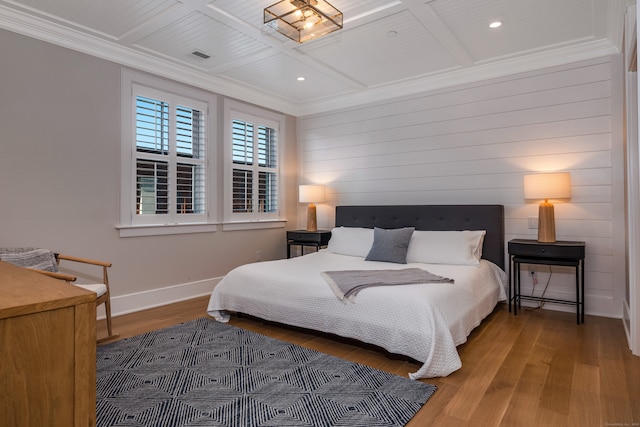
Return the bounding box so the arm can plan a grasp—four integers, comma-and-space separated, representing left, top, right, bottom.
299, 185, 325, 203
523, 172, 571, 201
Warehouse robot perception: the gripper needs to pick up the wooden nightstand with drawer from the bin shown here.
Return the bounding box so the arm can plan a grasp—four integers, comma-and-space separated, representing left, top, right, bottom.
287, 230, 331, 258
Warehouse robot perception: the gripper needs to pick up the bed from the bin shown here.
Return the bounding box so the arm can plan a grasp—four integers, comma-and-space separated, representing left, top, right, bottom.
207, 205, 507, 379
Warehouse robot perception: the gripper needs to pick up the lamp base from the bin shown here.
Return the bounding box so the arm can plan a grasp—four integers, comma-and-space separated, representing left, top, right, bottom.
306, 203, 317, 232
537, 201, 556, 243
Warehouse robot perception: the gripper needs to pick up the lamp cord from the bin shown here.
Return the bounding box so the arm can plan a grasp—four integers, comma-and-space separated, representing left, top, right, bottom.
530, 265, 552, 309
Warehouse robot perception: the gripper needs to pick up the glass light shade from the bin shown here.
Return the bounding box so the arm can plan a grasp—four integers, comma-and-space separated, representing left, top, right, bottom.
299, 185, 325, 203
523, 172, 571, 201
264, 0, 343, 43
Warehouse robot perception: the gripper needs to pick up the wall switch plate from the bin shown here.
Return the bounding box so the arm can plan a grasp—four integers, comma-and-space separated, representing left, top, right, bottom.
528, 216, 539, 229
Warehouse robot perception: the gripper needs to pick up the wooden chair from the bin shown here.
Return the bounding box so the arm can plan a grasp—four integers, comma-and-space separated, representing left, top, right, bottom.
0, 248, 119, 343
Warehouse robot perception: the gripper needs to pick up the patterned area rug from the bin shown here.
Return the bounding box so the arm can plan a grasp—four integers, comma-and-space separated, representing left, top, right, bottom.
96, 317, 436, 427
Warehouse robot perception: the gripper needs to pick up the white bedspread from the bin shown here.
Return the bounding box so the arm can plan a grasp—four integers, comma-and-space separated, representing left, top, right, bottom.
207, 250, 507, 379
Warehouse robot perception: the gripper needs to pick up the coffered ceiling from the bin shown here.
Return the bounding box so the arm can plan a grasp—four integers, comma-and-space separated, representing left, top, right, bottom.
0, 0, 629, 116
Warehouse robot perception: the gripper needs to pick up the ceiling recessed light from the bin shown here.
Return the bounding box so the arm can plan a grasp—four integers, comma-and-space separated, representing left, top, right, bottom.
387, 30, 398, 38
297, 76, 306, 81
489, 21, 502, 29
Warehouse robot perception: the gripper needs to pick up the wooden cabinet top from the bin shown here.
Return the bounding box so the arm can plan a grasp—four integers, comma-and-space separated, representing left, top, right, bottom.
0, 261, 95, 320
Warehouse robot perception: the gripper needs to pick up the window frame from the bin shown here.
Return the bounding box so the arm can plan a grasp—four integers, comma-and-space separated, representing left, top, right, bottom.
119, 70, 217, 237
223, 99, 286, 230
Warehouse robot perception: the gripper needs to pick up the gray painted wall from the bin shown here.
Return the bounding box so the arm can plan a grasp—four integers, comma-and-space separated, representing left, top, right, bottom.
0, 29, 299, 313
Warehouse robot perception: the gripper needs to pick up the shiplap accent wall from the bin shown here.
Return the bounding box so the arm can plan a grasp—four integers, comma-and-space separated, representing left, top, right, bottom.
297, 55, 625, 319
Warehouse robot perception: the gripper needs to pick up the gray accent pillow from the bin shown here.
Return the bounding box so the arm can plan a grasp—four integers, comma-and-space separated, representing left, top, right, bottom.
365, 227, 415, 264
0, 247, 59, 272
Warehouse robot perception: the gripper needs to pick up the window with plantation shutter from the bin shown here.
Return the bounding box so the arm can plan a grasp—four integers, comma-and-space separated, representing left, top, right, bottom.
224, 100, 285, 227
119, 70, 216, 237
232, 120, 278, 214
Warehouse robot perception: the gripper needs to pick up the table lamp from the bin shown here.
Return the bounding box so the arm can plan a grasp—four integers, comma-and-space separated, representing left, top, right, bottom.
524, 172, 571, 243
299, 185, 325, 232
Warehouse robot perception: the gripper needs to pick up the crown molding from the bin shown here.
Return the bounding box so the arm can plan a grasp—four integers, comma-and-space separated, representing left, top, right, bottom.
0, 4, 622, 118
297, 38, 620, 116
607, 0, 630, 51
0, 5, 300, 115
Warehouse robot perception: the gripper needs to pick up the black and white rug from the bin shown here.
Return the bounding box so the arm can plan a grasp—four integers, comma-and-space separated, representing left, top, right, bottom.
96, 317, 436, 427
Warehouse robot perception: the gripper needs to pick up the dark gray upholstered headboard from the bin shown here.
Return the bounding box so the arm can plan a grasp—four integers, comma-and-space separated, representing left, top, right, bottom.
335, 205, 505, 270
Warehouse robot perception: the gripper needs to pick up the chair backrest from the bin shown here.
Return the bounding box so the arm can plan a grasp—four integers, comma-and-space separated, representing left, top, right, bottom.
0, 248, 59, 272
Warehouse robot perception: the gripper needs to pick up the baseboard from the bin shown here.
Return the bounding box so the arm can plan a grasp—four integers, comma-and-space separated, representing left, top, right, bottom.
623, 300, 632, 348
102, 278, 623, 321
516, 293, 623, 319
96, 277, 223, 319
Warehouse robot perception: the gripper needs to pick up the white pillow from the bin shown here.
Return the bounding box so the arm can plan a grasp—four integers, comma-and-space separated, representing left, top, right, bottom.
326, 227, 374, 257
406, 230, 486, 265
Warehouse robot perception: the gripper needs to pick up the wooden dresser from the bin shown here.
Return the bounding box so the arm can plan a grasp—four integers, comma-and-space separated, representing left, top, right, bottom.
0, 261, 96, 427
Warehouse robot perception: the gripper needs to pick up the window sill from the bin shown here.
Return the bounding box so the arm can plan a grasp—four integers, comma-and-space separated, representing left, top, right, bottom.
117, 219, 287, 236
222, 219, 287, 231
117, 223, 218, 237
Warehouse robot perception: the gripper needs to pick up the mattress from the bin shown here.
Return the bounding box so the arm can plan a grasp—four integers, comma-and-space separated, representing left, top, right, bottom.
207, 250, 507, 379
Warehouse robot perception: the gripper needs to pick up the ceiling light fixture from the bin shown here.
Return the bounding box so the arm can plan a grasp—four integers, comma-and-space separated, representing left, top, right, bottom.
264, 0, 343, 43
489, 21, 502, 29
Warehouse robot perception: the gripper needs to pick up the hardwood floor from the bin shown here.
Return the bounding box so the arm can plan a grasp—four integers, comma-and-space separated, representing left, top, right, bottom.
98, 298, 640, 426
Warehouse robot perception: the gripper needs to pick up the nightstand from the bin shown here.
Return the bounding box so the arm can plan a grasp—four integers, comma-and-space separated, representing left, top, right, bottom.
508, 239, 586, 324
287, 230, 331, 258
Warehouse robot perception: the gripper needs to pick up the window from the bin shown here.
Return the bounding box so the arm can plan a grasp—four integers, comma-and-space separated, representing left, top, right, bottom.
135, 94, 205, 217
231, 120, 278, 214
224, 100, 285, 228
120, 71, 216, 237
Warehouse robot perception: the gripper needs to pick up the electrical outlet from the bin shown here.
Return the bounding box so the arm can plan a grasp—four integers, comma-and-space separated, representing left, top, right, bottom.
528, 216, 538, 229
255, 250, 262, 261
528, 266, 538, 285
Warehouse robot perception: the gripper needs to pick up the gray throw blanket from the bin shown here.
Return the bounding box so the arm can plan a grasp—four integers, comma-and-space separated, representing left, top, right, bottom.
0, 247, 59, 272
321, 268, 454, 302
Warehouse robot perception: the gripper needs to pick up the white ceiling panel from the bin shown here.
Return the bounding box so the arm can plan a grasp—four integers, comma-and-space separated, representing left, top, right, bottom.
302, 9, 460, 87
220, 52, 356, 103
430, 0, 595, 62
0, 0, 627, 116
7, 0, 178, 38
211, 0, 276, 28
134, 11, 267, 69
